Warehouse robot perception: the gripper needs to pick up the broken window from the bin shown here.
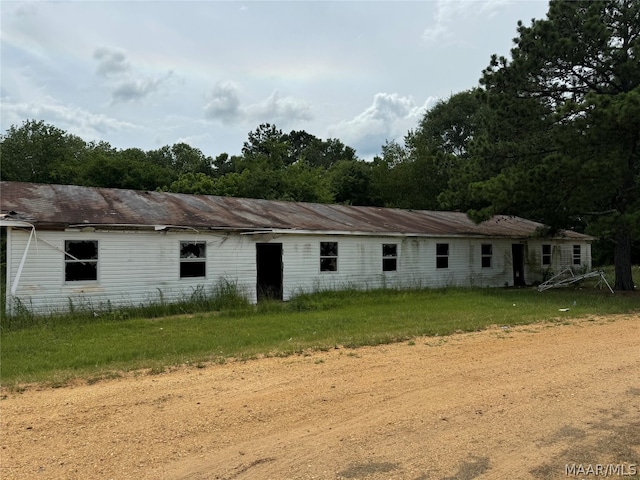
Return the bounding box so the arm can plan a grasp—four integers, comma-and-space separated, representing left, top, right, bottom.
481, 244, 492, 268
180, 241, 206, 278
382, 244, 397, 272
542, 244, 552, 266
436, 243, 449, 269
573, 245, 581, 265
320, 241, 338, 272
65, 240, 98, 281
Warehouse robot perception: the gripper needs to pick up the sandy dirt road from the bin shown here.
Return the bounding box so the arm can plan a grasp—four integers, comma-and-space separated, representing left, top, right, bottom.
1, 315, 639, 480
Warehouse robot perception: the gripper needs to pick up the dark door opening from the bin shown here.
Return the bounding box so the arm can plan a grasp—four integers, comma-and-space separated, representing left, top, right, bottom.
256, 243, 283, 301
512, 244, 526, 286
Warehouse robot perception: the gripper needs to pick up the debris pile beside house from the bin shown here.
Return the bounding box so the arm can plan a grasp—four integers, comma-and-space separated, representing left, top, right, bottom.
537, 268, 614, 293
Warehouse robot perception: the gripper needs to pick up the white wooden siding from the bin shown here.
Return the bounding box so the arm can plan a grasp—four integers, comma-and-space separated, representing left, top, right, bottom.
5, 228, 257, 315
526, 239, 592, 278
277, 236, 533, 299
5, 227, 593, 315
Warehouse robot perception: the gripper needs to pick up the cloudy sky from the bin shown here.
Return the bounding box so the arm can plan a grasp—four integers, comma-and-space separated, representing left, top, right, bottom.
1, 1, 550, 160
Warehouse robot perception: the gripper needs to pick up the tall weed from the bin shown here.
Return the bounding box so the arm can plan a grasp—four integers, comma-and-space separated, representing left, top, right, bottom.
0, 278, 249, 332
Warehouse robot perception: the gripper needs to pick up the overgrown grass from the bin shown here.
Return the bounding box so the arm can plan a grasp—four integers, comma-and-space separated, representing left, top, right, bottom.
2, 283, 639, 387
0, 278, 249, 332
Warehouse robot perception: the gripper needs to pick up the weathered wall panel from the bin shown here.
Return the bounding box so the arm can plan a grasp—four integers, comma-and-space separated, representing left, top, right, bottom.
526, 239, 593, 280
5, 227, 594, 315
274, 236, 545, 299
6, 229, 257, 314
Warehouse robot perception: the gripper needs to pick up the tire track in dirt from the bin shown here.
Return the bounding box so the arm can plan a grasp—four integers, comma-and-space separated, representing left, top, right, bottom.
1, 315, 639, 480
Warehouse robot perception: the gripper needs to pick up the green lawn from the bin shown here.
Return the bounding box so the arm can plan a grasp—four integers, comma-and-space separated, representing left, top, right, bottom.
1, 285, 639, 387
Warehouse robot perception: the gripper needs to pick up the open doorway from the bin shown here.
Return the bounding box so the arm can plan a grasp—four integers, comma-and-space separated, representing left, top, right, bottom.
256, 243, 283, 301
512, 243, 526, 286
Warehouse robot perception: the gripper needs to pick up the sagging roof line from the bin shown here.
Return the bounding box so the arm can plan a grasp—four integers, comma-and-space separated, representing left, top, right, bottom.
0, 181, 594, 241
240, 229, 535, 239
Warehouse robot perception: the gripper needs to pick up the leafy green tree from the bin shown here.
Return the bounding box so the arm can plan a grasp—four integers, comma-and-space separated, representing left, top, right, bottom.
211, 172, 243, 197
460, 0, 639, 290
0, 119, 86, 184
370, 144, 459, 211
286, 130, 324, 166
328, 160, 375, 205
167, 172, 216, 194
212, 153, 243, 177
235, 158, 282, 199
70, 141, 117, 186
82, 147, 176, 191
410, 89, 484, 159
280, 162, 333, 203
289, 133, 357, 169
227, 124, 360, 203
368, 92, 485, 211
319, 138, 357, 168
370, 141, 410, 208
147, 143, 213, 176
242, 123, 290, 167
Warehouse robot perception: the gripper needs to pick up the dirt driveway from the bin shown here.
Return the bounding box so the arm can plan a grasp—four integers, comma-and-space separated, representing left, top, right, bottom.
2, 315, 639, 480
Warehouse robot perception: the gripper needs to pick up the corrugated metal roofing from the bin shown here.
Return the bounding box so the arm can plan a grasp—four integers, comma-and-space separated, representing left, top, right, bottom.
0, 181, 590, 239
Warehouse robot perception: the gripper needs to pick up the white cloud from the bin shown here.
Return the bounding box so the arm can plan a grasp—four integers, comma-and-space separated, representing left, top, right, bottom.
10, 1, 38, 18
245, 90, 312, 124
111, 76, 168, 104
0, 0, 551, 160
423, 0, 463, 43
328, 93, 437, 157
175, 132, 214, 150
480, 0, 514, 17
92, 46, 173, 104
423, 0, 513, 44
93, 47, 130, 77
1, 95, 136, 140
204, 85, 312, 126
204, 81, 242, 124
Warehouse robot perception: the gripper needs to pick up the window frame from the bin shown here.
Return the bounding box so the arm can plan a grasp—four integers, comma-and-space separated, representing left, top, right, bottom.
572, 245, 581, 265
64, 240, 99, 282
481, 243, 493, 269
179, 241, 207, 279
542, 244, 552, 266
320, 241, 338, 272
436, 243, 449, 269
382, 243, 398, 272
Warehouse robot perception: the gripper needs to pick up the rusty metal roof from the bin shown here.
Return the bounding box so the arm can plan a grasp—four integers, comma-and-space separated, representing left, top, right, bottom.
0, 182, 590, 239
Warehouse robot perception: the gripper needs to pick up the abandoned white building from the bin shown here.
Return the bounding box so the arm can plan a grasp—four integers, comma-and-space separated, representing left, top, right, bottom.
1, 181, 593, 315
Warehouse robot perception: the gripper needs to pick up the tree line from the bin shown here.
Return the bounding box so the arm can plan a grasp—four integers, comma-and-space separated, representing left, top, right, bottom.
1, 0, 638, 289
0, 120, 366, 203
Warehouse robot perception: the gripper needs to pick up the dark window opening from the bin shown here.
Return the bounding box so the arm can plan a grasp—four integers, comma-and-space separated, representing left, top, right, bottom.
320, 242, 338, 272
481, 244, 492, 268
180, 262, 206, 278
382, 244, 397, 272
573, 245, 581, 265
436, 243, 449, 269
65, 240, 98, 281
180, 241, 206, 278
542, 244, 552, 266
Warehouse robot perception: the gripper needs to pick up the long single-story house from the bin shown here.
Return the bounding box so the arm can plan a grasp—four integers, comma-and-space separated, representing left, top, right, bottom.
1, 181, 593, 315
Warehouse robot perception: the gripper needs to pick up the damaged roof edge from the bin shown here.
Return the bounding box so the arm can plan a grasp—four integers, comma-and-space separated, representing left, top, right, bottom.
242, 228, 587, 240
0, 219, 35, 228
64, 224, 271, 233
0, 181, 594, 240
